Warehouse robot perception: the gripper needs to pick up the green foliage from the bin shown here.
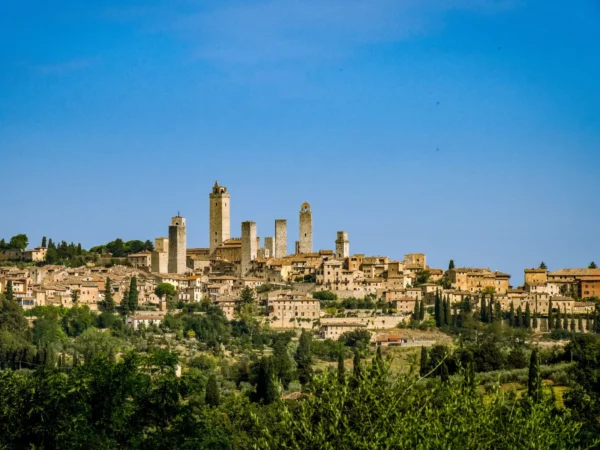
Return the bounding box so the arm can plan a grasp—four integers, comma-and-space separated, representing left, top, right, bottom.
539, 261, 547, 269
205, 374, 221, 407
527, 349, 542, 403
5, 280, 14, 302
338, 328, 371, 349
295, 330, 313, 385
74, 328, 121, 364
155, 282, 176, 301
253, 356, 280, 405
8, 234, 28, 250
101, 278, 116, 312
62, 305, 96, 337
415, 270, 431, 286
589, 261, 597, 269
312, 290, 337, 301
90, 238, 153, 257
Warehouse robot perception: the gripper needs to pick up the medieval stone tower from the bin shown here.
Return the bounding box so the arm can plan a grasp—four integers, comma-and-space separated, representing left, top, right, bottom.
299, 202, 312, 254
335, 231, 349, 258
241, 221, 257, 276
274, 219, 287, 258
168, 215, 186, 274
209, 181, 230, 254
264, 237, 274, 258
151, 237, 169, 273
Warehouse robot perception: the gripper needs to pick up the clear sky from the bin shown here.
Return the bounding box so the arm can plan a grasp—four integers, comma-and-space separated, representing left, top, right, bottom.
1, 0, 599, 285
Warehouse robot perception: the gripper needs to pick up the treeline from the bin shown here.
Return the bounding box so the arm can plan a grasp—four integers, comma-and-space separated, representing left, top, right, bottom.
89, 238, 154, 257
0, 234, 29, 251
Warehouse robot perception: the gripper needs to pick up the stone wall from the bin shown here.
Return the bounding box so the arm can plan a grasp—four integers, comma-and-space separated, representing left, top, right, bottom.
299, 202, 312, 254
209, 182, 231, 254
168, 216, 187, 274
241, 221, 257, 276
275, 219, 287, 258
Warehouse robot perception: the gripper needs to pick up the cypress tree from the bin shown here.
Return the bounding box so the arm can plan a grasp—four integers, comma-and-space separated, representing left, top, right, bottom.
434, 290, 441, 327
5, 280, 14, 302
128, 277, 139, 313
255, 357, 279, 405
121, 288, 130, 315
555, 307, 562, 330
587, 314, 592, 333
488, 295, 494, 323
420, 346, 429, 377
494, 300, 501, 323
548, 299, 553, 330
451, 306, 457, 327
206, 374, 220, 407
480, 294, 487, 323
419, 299, 425, 321
570, 315, 576, 333
509, 302, 515, 327
103, 278, 115, 312
516, 306, 522, 328
413, 300, 421, 322
295, 330, 313, 385
352, 349, 362, 380
532, 312, 538, 330
443, 298, 451, 326
578, 315, 584, 333
528, 349, 542, 403
524, 303, 531, 329
563, 308, 569, 331
337, 352, 345, 384
41, 236, 47, 247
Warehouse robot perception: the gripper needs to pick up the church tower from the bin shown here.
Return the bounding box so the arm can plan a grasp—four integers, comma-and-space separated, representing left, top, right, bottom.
209, 181, 230, 254
299, 202, 312, 254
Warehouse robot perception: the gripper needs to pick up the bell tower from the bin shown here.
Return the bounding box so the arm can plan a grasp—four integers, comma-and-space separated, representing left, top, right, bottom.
209, 181, 231, 254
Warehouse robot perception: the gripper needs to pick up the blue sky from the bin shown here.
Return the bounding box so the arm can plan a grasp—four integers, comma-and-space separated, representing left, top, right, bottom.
1, 0, 599, 284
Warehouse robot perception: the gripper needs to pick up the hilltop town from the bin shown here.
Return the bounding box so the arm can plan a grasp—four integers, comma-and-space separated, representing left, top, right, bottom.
1, 181, 598, 338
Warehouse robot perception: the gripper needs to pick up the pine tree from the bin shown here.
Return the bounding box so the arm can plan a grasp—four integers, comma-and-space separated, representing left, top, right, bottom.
548, 299, 553, 330
206, 374, 220, 407
509, 302, 515, 327
5, 280, 14, 302
41, 236, 47, 247
103, 278, 115, 312
295, 330, 313, 385
528, 349, 542, 403
128, 277, 139, 313
337, 352, 345, 384
420, 346, 429, 377
419, 299, 425, 321
413, 300, 421, 322
524, 303, 531, 329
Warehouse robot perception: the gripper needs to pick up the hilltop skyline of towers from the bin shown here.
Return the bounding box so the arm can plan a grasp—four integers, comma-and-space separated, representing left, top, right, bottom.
151, 181, 349, 275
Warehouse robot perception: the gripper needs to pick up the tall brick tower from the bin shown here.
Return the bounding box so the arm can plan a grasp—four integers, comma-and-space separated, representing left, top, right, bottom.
241, 221, 257, 276
209, 181, 230, 254
168, 215, 186, 274
274, 219, 287, 258
335, 231, 349, 258
299, 202, 312, 254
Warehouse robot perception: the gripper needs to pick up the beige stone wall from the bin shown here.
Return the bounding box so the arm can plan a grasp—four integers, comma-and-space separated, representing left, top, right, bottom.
524, 269, 547, 285
241, 221, 257, 276
151, 251, 168, 273
275, 219, 287, 258
264, 237, 274, 257
168, 216, 187, 274
299, 202, 312, 254
155, 237, 169, 253
209, 182, 231, 253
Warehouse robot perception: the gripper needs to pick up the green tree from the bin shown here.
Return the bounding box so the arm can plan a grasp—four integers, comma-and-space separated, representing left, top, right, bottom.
480, 294, 488, 323
41, 236, 47, 247
563, 308, 569, 331
413, 300, 421, 322
71, 289, 80, 304
103, 278, 116, 312
434, 290, 441, 327
532, 312, 538, 330
443, 298, 451, 326
295, 330, 313, 385
5, 281, 14, 302
448, 259, 455, 270
555, 306, 562, 330
419, 299, 425, 321
524, 303, 531, 329
548, 298, 553, 330
155, 282, 176, 301
128, 277, 138, 313
205, 374, 220, 407
239, 287, 255, 305
420, 346, 429, 377
9, 234, 28, 250
337, 352, 345, 384
272, 337, 294, 389
527, 349, 542, 403
539, 261, 547, 270
578, 315, 584, 333
254, 356, 279, 405
516, 306, 523, 328
509, 302, 515, 327
352, 349, 362, 383
312, 291, 337, 301
589, 262, 597, 269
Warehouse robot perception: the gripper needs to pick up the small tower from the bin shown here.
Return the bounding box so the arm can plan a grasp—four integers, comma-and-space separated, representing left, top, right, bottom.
209, 181, 231, 254
151, 237, 169, 273
299, 202, 312, 254
264, 237, 274, 258
335, 231, 349, 258
241, 221, 257, 276
275, 219, 287, 258
168, 215, 186, 274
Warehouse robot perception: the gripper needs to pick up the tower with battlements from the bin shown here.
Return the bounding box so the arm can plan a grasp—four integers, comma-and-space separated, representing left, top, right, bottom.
275, 219, 287, 258
241, 221, 257, 276
209, 181, 231, 254
335, 231, 349, 258
168, 216, 186, 274
299, 202, 312, 254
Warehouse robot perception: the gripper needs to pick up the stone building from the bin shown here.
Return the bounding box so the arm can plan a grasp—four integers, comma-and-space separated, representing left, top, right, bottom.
267, 290, 320, 329
127, 251, 152, 269
241, 221, 257, 276
264, 237, 274, 258
209, 181, 231, 254
168, 215, 187, 274
446, 268, 511, 294
275, 219, 287, 258
151, 237, 169, 273
335, 231, 349, 258
298, 202, 312, 254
